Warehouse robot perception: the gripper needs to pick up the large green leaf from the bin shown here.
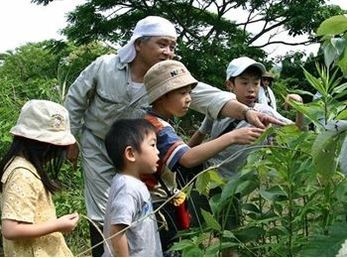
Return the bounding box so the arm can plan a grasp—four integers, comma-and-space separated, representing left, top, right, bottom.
311, 130, 345, 180
317, 15, 347, 36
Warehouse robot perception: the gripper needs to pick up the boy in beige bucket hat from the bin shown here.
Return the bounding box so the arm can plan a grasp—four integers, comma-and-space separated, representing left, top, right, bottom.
143, 60, 264, 252
0, 99, 79, 256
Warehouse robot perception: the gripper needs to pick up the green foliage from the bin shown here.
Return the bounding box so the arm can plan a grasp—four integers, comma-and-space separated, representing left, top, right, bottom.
171, 14, 347, 257
54, 164, 90, 255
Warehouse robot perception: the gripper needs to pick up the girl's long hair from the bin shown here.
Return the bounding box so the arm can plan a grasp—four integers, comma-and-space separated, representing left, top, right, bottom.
0, 136, 68, 194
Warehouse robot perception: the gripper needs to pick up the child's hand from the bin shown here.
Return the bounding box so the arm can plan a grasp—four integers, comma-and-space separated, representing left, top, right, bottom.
57, 213, 79, 233
228, 127, 264, 145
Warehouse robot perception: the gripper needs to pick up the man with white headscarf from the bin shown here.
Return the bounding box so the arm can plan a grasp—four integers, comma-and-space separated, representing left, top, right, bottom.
64, 15, 283, 256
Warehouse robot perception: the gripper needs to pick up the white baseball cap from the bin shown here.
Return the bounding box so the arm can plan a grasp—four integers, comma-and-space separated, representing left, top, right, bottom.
226, 56, 266, 80
10, 100, 76, 146
118, 16, 177, 63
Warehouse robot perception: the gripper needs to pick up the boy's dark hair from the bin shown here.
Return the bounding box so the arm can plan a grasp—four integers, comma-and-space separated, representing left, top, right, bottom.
105, 119, 156, 171
0, 136, 67, 194
229, 65, 263, 82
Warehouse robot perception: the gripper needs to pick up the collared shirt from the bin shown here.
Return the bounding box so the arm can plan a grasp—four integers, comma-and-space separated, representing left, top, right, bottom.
1, 156, 73, 257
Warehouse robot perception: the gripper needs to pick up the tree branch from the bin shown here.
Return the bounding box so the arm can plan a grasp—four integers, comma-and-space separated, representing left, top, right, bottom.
248, 18, 288, 44
253, 39, 315, 48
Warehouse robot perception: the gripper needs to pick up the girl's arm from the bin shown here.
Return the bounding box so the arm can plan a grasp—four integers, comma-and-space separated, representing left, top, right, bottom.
2, 213, 79, 240
180, 127, 264, 168
110, 224, 129, 257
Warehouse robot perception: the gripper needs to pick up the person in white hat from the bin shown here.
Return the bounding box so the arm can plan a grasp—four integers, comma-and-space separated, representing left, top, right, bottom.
0, 99, 79, 257
190, 57, 303, 178
64, 16, 284, 256
258, 70, 277, 110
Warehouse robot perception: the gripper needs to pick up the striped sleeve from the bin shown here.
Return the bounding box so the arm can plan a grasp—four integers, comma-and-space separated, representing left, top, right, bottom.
157, 125, 190, 171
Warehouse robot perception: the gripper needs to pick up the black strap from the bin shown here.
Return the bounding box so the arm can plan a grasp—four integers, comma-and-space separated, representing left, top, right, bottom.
154, 173, 174, 197
217, 119, 241, 138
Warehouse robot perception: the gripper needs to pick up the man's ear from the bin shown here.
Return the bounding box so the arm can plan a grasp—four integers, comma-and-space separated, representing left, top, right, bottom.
134, 39, 142, 52
225, 80, 234, 92
124, 146, 136, 162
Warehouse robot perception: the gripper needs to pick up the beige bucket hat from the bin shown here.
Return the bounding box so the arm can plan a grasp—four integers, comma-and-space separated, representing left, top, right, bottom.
10, 100, 76, 146
144, 60, 198, 104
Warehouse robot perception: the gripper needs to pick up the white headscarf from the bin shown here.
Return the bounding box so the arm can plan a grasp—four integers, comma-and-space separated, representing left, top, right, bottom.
118, 16, 177, 63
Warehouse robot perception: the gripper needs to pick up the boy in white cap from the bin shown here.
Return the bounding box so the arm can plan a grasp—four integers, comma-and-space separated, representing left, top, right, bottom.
64, 16, 283, 256
143, 60, 264, 253
189, 56, 303, 181
187, 57, 303, 246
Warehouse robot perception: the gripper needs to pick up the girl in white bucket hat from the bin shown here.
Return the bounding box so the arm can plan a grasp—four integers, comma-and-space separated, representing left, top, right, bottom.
0, 99, 79, 257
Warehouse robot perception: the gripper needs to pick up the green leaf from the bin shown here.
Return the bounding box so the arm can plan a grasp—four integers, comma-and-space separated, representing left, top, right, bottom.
235, 178, 258, 196
195, 170, 212, 197
332, 82, 347, 95
182, 246, 205, 257
195, 169, 225, 197
324, 40, 339, 68
201, 209, 221, 231
337, 110, 347, 120
259, 185, 288, 202
303, 67, 325, 96
317, 15, 347, 36
289, 89, 315, 97
311, 130, 345, 180
208, 169, 225, 186
169, 239, 195, 251
233, 226, 265, 242
337, 46, 347, 77
242, 203, 261, 214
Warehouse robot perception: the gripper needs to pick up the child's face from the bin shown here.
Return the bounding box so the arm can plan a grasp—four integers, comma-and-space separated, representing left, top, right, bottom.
261, 77, 272, 88
156, 85, 193, 118
136, 131, 160, 175
226, 73, 260, 106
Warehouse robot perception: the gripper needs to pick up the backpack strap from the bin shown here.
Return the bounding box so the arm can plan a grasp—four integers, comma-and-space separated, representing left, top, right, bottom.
217, 119, 242, 138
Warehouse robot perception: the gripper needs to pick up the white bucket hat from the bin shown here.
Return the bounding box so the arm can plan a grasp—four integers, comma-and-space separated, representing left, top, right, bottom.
118, 16, 177, 63
10, 100, 76, 146
226, 56, 266, 80
144, 60, 198, 104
